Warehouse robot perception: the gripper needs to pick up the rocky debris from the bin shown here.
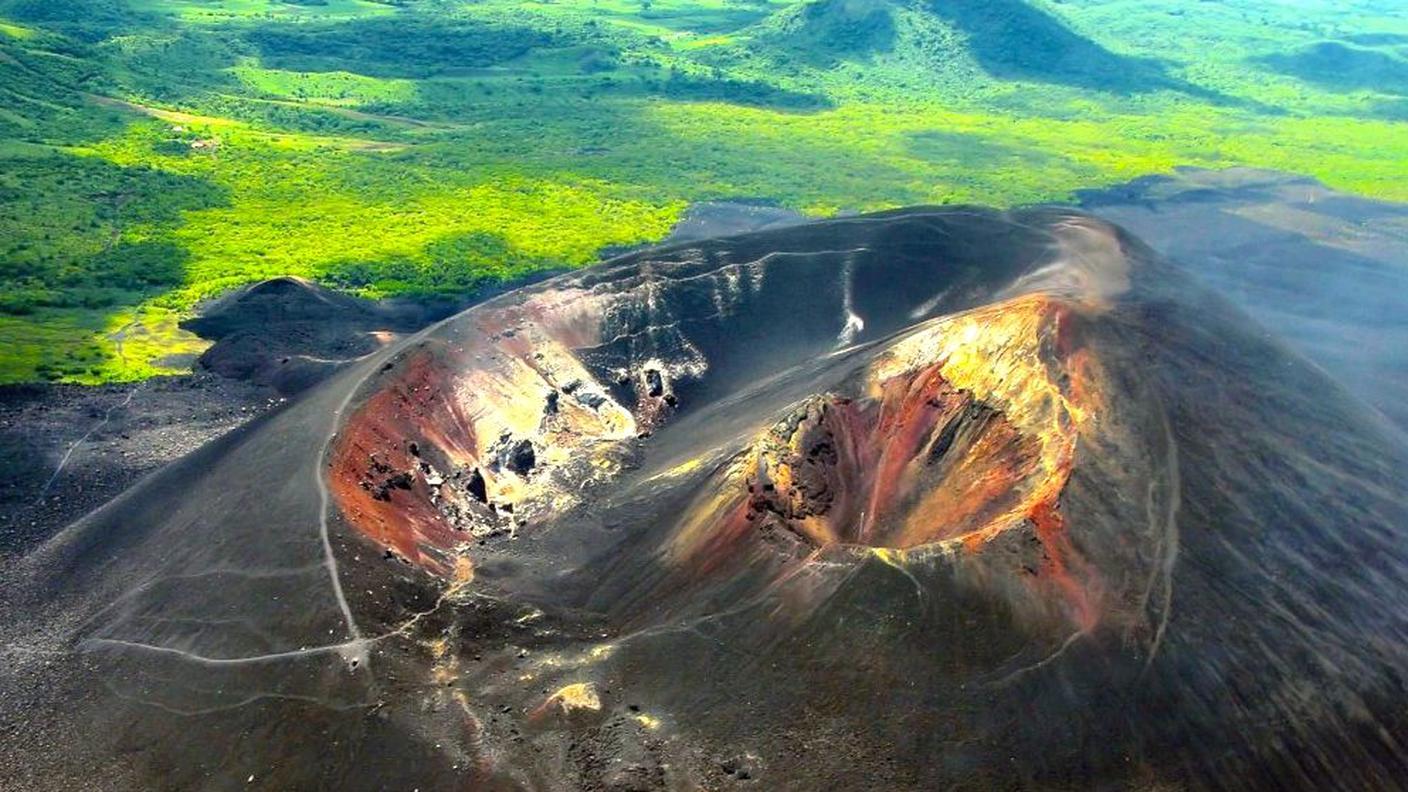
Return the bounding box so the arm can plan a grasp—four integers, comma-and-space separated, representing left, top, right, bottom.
718, 754, 760, 783
0, 374, 273, 557
562, 379, 608, 410
408, 459, 520, 540
360, 454, 417, 502
366, 470, 414, 502
642, 367, 679, 406
420, 461, 445, 488
493, 435, 537, 477
559, 706, 678, 791
465, 468, 488, 503
633, 365, 680, 430
644, 368, 665, 398
367, 455, 393, 477
743, 399, 842, 544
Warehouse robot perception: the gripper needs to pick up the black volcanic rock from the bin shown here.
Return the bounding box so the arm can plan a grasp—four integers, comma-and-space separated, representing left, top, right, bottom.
2, 207, 1406, 790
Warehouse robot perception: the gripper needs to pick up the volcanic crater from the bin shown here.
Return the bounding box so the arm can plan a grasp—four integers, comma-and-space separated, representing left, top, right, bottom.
6, 206, 1408, 791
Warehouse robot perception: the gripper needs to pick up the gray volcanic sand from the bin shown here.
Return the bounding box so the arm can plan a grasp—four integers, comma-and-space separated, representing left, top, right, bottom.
0, 170, 1403, 791
0, 377, 275, 558
663, 200, 810, 242
1081, 167, 1408, 431
0, 201, 1404, 790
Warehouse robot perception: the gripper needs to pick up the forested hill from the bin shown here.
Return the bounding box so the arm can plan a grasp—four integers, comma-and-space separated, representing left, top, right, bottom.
1, 0, 1405, 383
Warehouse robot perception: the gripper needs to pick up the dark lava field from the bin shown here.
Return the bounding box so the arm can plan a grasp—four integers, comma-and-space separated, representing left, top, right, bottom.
3, 193, 1408, 790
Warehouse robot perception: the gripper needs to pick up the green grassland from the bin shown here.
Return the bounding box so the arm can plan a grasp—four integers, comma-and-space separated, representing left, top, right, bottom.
0, 0, 1405, 383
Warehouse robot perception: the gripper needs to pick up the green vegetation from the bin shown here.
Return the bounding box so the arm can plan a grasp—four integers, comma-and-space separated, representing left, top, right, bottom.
0, 0, 1405, 383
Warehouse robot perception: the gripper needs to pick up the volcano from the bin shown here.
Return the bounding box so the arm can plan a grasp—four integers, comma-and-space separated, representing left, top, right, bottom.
3, 207, 1406, 790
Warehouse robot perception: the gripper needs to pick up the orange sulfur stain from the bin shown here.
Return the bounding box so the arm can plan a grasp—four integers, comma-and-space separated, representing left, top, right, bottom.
670, 294, 1107, 631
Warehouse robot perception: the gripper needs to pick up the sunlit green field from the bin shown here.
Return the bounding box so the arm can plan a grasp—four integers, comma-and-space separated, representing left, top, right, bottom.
1, 0, 1405, 383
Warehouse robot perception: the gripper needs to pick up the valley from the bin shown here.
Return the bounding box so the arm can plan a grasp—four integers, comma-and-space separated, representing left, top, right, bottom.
1, 0, 1405, 384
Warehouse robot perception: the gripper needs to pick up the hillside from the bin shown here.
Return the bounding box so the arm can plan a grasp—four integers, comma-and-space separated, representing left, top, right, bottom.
6, 206, 1408, 789
0, 0, 1405, 383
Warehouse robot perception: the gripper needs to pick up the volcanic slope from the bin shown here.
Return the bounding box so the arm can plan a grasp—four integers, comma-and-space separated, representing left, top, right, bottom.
2, 208, 1407, 790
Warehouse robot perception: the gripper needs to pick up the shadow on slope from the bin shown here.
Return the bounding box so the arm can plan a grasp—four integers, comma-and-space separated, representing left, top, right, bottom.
920, 0, 1181, 93
1258, 40, 1408, 96
247, 16, 554, 79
